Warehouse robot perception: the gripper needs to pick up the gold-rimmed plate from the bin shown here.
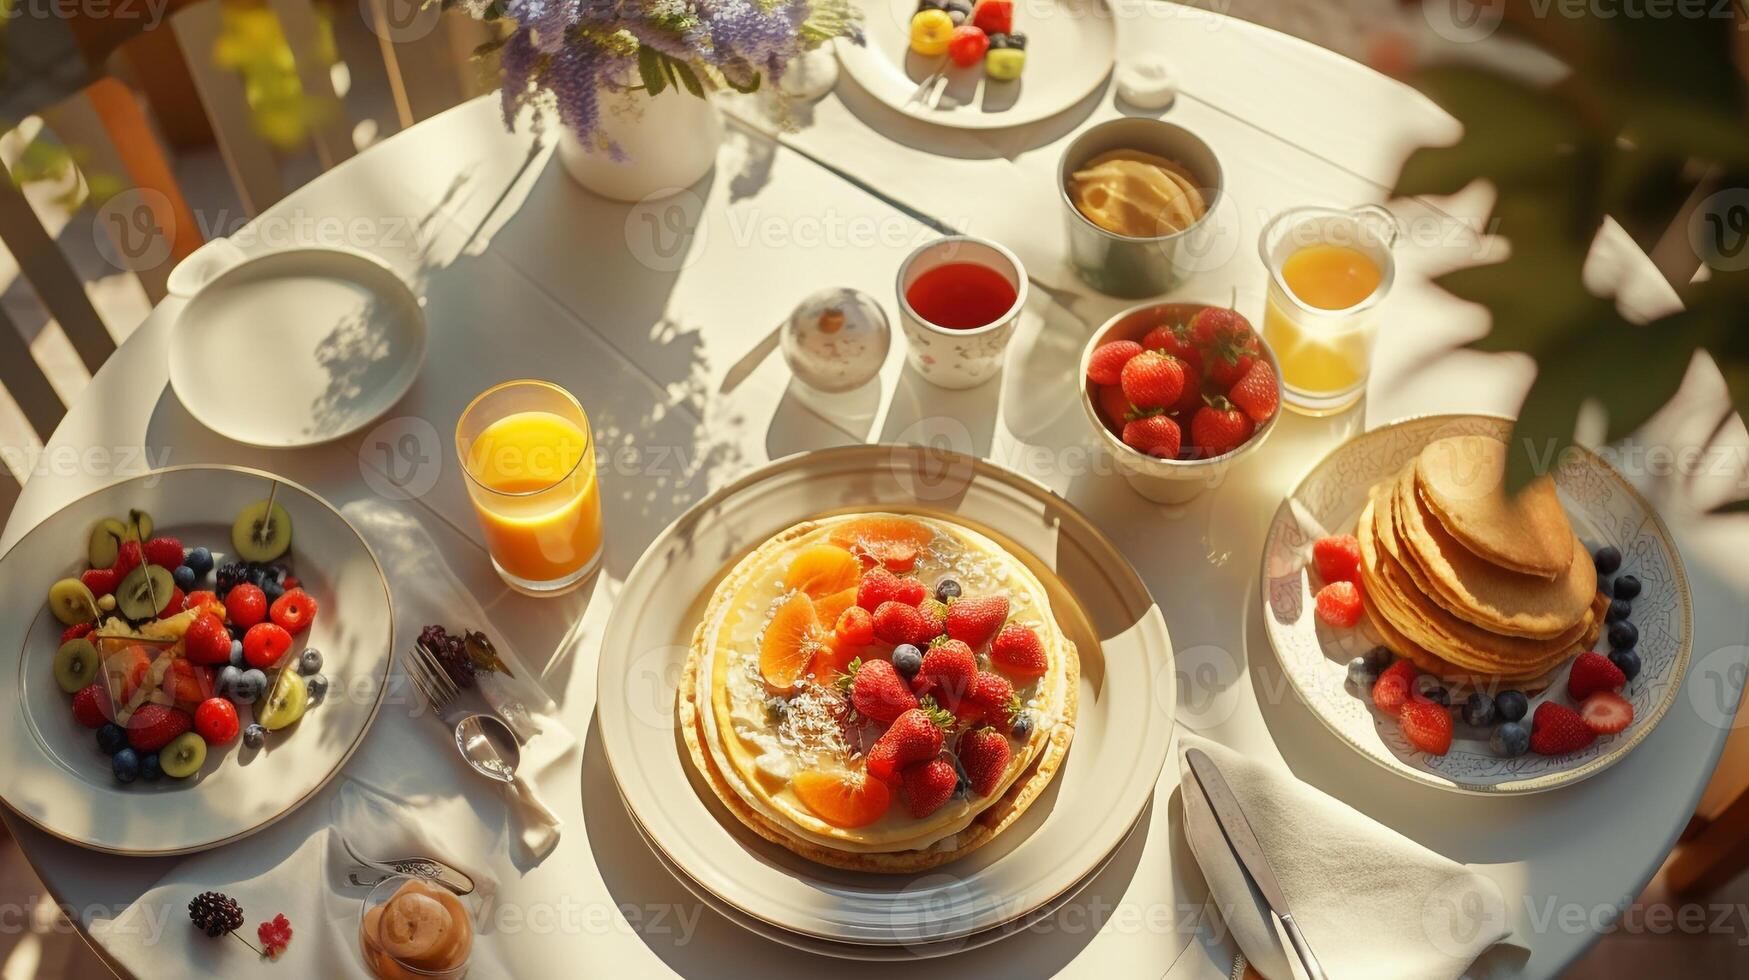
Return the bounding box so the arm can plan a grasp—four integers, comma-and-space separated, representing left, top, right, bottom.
1259, 414, 1692, 794
0, 466, 395, 853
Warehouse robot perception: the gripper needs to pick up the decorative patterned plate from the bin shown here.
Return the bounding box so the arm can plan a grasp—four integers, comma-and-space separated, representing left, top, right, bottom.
596, 444, 1173, 946
1259, 415, 1692, 795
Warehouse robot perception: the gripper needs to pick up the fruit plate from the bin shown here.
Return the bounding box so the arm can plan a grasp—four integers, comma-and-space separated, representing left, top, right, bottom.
596, 444, 1173, 946
836, 0, 1116, 131
0, 466, 395, 854
1260, 414, 1692, 795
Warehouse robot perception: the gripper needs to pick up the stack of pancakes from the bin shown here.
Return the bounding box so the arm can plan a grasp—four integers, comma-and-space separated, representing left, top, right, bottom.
1355, 436, 1606, 693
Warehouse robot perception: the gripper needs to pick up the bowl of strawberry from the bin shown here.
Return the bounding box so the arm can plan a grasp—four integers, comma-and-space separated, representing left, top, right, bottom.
1078, 300, 1282, 503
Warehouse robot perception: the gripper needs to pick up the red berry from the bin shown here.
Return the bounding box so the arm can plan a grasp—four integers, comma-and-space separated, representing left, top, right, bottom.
945, 594, 1008, 650
112, 540, 142, 577
1188, 306, 1255, 352
872, 601, 931, 646
1530, 701, 1597, 755
834, 605, 875, 647
990, 623, 1047, 678
964, 671, 1017, 726
126, 703, 191, 753
1206, 347, 1258, 389
1087, 340, 1143, 386
225, 584, 267, 629
71, 685, 113, 728
1122, 414, 1183, 459
162, 659, 215, 710
911, 639, 978, 706
959, 726, 1012, 796
946, 24, 989, 67
857, 567, 904, 612
893, 577, 928, 607
1141, 321, 1202, 376
60, 622, 94, 644
867, 707, 948, 783
1227, 359, 1279, 424
257, 914, 293, 959
970, 0, 1012, 35
916, 599, 947, 641
242, 622, 293, 670
161, 587, 185, 618
268, 588, 318, 634
847, 658, 919, 724
143, 536, 184, 569
193, 697, 241, 745
900, 757, 959, 817
1314, 580, 1365, 628
1579, 691, 1634, 735
1120, 351, 1186, 410
1312, 535, 1362, 584
1566, 651, 1627, 701
80, 568, 119, 598
1371, 659, 1415, 716
184, 613, 233, 666
1398, 699, 1453, 755
1097, 384, 1132, 433
1189, 398, 1255, 457
184, 590, 224, 620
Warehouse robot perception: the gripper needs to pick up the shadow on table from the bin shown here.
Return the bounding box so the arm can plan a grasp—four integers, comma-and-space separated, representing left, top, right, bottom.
878, 366, 1000, 455
766, 376, 882, 460
829, 69, 1108, 162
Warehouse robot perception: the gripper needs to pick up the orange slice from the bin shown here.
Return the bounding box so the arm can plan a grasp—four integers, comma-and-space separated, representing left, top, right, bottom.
759, 592, 827, 690
813, 586, 859, 627
783, 544, 862, 598
792, 768, 892, 828
829, 517, 935, 572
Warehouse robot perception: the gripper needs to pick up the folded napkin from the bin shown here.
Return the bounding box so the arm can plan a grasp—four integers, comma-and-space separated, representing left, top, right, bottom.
341, 497, 576, 863
1178, 734, 1519, 980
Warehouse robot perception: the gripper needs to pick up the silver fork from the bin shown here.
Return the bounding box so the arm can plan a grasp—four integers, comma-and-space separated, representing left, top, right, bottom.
406, 638, 460, 715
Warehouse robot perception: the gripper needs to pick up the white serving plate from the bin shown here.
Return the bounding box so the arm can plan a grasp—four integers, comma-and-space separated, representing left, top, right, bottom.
596, 444, 1173, 946
1259, 414, 1692, 794
0, 466, 395, 853
837, 0, 1116, 130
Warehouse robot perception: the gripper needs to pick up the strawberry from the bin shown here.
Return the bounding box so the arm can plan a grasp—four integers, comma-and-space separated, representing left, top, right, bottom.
225, 584, 268, 629
162, 587, 185, 618
834, 605, 875, 647
1086, 340, 1143, 386
1530, 701, 1597, 755
1188, 305, 1256, 354
857, 567, 903, 611
1120, 351, 1186, 411
112, 540, 142, 577
1579, 691, 1634, 735
183, 590, 224, 621
1190, 397, 1255, 457
1371, 659, 1415, 716
992, 624, 1047, 678
1205, 346, 1258, 389
840, 658, 918, 724
959, 726, 1012, 796
893, 577, 929, 607
1172, 376, 1207, 421
946, 594, 1008, 649
243, 622, 293, 670
1399, 699, 1453, 755
268, 588, 318, 634
872, 601, 931, 646
867, 706, 949, 783
1314, 580, 1364, 628
900, 757, 959, 818
912, 639, 979, 706
1142, 320, 1202, 376
964, 671, 1018, 726
163, 659, 214, 710
1227, 359, 1278, 423
60, 622, 94, 644
71, 684, 113, 728
1097, 384, 1133, 433
1122, 414, 1182, 459
184, 613, 233, 666
916, 599, 947, 641
194, 697, 240, 745
80, 567, 119, 598
126, 703, 191, 752
1567, 651, 1627, 701
143, 536, 184, 569
1312, 535, 1362, 584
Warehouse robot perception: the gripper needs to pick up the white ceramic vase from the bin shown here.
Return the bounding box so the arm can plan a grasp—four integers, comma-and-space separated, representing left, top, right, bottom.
556, 82, 724, 202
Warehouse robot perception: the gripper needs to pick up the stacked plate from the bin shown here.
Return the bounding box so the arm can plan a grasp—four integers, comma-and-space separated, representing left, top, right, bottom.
594, 445, 1174, 956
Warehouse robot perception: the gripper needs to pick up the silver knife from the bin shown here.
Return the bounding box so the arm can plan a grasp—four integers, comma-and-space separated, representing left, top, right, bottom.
1185, 748, 1327, 980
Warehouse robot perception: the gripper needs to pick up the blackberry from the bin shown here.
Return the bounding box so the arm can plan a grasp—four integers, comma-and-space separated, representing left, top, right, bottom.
188, 891, 244, 937
216, 562, 248, 597
417, 624, 475, 689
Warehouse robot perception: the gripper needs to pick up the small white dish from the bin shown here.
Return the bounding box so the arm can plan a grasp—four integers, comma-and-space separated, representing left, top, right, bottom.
167, 240, 427, 448
836, 0, 1116, 130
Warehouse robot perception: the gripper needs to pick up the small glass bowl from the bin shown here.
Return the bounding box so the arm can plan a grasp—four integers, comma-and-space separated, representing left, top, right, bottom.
358, 875, 475, 980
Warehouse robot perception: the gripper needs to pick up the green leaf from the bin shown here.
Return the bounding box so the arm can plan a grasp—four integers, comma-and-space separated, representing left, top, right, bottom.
636, 45, 667, 96
672, 60, 705, 98
721, 70, 762, 94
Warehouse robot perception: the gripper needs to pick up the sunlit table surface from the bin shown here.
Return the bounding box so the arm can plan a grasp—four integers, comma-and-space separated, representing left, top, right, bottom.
5, 6, 1749, 978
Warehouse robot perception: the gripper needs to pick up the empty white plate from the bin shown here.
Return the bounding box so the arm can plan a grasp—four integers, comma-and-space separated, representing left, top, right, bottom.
167, 242, 426, 447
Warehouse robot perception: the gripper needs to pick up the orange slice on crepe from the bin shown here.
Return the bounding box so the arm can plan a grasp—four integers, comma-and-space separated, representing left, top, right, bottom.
759, 592, 828, 690
783, 544, 862, 598
829, 516, 935, 572
793, 768, 892, 828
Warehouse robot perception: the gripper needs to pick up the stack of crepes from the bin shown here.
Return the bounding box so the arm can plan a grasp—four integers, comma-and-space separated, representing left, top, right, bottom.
1356, 435, 1607, 694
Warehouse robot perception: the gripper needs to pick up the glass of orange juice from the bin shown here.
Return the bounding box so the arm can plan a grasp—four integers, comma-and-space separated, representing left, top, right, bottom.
455, 380, 603, 594
1258, 204, 1399, 415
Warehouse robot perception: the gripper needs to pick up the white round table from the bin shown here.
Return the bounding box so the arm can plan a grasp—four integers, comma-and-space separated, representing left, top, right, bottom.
6, 8, 1747, 978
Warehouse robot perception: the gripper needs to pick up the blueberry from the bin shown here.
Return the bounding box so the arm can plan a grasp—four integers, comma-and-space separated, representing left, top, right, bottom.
1011, 712, 1033, 740
233, 669, 267, 705
1346, 656, 1381, 689
892, 644, 923, 679
96, 723, 127, 755
140, 753, 162, 782
217, 665, 243, 697
1006, 30, 1027, 49
1414, 675, 1449, 706
1462, 692, 1496, 727
228, 624, 246, 642
1363, 646, 1394, 673
988, 31, 1010, 48
270, 564, 289, 584
245, 566, 269, 588
1614, 575, 1641, 600
1593, 546, 1622, 575
173, 565, 196, 591
112, 747, 140, 784
1494, 690, 1529, 723
1609, 648, 1642, 683
935, 579, 961, 602
264, 581, 286, 605
1606, 598, 1631, 623
299, 649, 324, 675
1608, 620, 1638, 651
1490, 722, 1530, 758
242, 724, 267, 749
186, 547, 213, 576
229, 640, 247, 670
306, 674, 329, 703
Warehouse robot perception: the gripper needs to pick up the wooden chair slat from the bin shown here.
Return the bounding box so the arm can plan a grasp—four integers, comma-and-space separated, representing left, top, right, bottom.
267, 0, 357, 169
0, 304, 66, 442
365, 0, 467, 128
0, 176, 115, 376
170, 0, 286, 215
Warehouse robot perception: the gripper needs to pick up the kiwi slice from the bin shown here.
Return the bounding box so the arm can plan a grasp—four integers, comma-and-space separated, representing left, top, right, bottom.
47, 578, 99, 626
125, 509, 153, 544
159, 732, 207, 779
88, 520, 124, 569
115, 565, 175, 621
258, 670, 308, 731
232, 499, 292, 563
53, 639, 100, 694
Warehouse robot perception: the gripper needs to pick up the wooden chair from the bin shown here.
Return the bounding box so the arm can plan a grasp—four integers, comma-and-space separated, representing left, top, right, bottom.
0, 0, 498, 518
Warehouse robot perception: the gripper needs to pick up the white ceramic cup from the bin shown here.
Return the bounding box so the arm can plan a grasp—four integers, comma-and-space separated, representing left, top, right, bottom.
894, 236, 1028, 389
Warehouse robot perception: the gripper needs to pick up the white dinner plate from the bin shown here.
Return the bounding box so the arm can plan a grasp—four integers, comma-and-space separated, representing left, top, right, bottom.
596, 445, 1173, 946
837, 0, 1116, 130
168, 243, 426, 448
0, 466, 395, 854
1259, 414, 1692, 794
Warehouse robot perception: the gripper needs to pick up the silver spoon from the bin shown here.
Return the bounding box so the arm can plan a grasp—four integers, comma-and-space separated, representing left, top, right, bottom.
454, 713, 560, 827
340, 835, 476, 895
